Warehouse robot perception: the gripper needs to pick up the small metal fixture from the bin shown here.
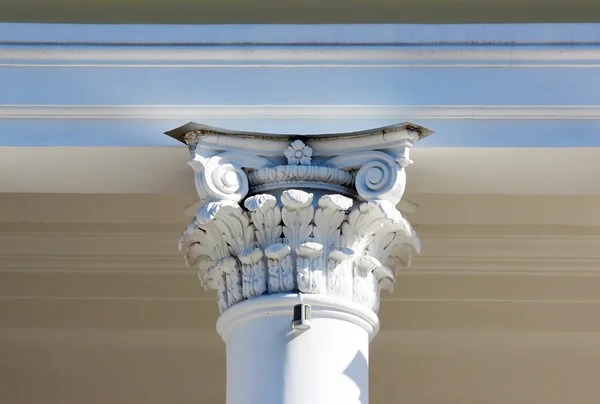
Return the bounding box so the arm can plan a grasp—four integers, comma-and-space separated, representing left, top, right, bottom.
292, 303, 312, 330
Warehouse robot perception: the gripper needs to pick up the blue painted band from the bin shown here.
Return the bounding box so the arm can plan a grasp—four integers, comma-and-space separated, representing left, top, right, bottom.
2, 23, 600, 45
0, 119, 597, 147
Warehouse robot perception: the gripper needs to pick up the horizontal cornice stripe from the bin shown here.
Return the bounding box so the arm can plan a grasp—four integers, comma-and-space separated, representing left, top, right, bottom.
1, 221, 600, 331
4, 45, 600, 68
1, 223, 600, 277
3, 23, 600, 45
2, 296, 600, 331
4, 104, 600, 120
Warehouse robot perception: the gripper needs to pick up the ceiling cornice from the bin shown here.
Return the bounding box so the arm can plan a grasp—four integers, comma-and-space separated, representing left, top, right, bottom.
1, 220, 599, 332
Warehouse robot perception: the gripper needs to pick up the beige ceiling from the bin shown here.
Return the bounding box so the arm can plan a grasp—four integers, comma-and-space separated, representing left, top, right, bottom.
4, 328, 600, 404
2, 0, 600, 24
2, 192, 600, 403
4, 147, 600, 196
1, 146, 599, 404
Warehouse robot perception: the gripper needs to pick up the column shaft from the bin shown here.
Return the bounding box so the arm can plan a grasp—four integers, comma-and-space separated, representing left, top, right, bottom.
218, 294, 377, 404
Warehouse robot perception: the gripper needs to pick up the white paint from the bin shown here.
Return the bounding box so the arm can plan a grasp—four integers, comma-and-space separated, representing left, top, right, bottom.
6, 104, 600, 120
217, 293, 377, 404
5, 45, 600, 68
172, 123, 426, 403
176, 124, 424, 313
170, 121, 429, 157
183, 197, 419, 217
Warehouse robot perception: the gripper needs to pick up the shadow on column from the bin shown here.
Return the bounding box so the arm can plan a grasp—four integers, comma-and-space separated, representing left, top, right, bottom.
343, 350, 369, 404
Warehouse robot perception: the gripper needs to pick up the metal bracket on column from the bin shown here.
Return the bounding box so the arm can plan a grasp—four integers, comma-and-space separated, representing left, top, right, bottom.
292, 303, 312, 331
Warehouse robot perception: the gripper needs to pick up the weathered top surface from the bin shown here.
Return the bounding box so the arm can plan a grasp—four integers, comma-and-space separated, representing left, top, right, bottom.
165, 122, 432, 156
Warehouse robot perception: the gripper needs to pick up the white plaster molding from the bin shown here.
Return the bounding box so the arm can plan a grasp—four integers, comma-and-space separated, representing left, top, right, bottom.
174, 123, 429, 313
283, 139, 312, 165
184, 196, 418, 218
181, 189, 421, 313
167, 122, 429, 153
6, 104, 600, 120
216, 293, 379, 340
6, 45, 600, 68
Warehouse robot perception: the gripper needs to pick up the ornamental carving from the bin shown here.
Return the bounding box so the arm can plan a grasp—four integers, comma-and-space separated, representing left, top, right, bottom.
166, 122, 433, 314
180, 189, 419, 313
284, 139, 313, 165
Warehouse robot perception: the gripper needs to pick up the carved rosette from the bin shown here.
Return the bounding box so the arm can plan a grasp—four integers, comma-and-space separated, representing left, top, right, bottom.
168, 122, 433, 314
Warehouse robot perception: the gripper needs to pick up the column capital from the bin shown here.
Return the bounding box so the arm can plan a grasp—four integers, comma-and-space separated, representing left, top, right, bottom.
168, 122, 432, 314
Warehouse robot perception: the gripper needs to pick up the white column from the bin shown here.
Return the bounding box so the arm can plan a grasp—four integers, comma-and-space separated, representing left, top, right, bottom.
219, 294, 376, 404
168, 122, 432, 404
